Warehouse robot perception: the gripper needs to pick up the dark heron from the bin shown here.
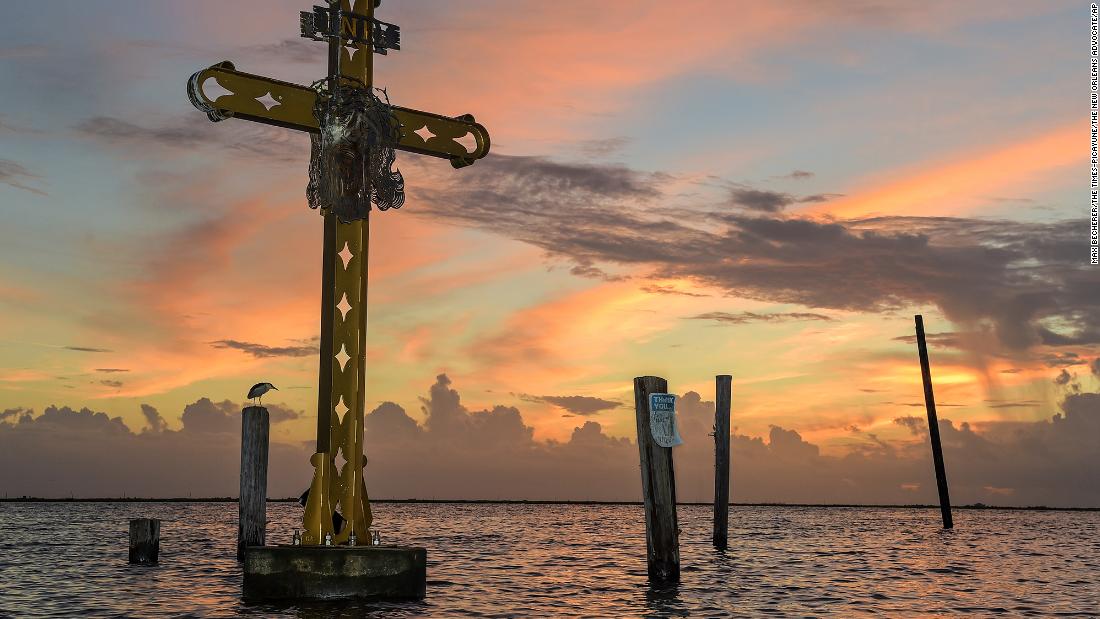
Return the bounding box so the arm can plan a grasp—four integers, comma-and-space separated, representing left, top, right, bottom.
247, 382, 277, 406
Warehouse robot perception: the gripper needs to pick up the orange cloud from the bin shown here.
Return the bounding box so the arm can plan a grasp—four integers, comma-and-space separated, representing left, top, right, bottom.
805, 123, 1082, 219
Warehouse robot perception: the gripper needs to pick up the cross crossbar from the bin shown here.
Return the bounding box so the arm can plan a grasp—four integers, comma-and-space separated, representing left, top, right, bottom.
188, 62, 490, 168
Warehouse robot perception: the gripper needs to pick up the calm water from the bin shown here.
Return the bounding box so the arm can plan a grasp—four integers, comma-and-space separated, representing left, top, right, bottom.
0, 502, 1097, 617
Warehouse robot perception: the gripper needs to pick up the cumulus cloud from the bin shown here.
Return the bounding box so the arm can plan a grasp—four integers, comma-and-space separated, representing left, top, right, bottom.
1, 375, 1096, 506
141, 404, 168, 433
0, 398, 307, 498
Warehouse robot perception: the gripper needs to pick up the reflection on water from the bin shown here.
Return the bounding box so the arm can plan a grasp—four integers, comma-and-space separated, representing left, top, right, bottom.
0, 503, 1097, 617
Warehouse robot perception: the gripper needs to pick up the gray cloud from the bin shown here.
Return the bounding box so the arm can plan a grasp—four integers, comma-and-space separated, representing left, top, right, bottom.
730, 187, 795, 212
1040, 352, 1086, 368
689, 311, 834, 325
1, 375, 1096, 506
141, 404, 168, 433
64, 346, 112, 353
640, 284, 709, 297
728, 187, 839, 212
0, 158, 46, 196
414, 155, 1100, 353
776, 170, 815, 180
577, 137, 632, 158
74, 115, 308, 164
94, 368, 129, 373
569, 261, 627, 281
519, 394, 621, 416
244, 38, 323, 64
983, 399, 1040, 409
99, 380, 123, 389
798, 193, 843, 203
893, 331, 964, 349
0, 401, 309, 498
0, 408, 28, 423
210, 339, 316, 358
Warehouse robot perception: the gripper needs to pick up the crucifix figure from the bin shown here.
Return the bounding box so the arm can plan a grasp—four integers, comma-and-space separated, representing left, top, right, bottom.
187, 0, 489, 546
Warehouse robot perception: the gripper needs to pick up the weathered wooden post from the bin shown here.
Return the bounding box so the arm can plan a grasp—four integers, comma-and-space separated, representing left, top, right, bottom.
129, 518, 160, 565
713, 374, 731, 550
633, 376, 679, 584
914, 315, 953, 529
238, 405, 270, 561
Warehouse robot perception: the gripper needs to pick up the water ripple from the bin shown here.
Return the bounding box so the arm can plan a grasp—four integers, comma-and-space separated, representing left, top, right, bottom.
0, 503, 1097, 617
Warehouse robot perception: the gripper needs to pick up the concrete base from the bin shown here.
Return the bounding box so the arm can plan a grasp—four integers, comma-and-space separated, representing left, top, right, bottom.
242, 545, 427, 601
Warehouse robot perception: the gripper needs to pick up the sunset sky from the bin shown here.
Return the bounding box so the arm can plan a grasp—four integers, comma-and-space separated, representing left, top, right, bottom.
1, 1, 1096, 506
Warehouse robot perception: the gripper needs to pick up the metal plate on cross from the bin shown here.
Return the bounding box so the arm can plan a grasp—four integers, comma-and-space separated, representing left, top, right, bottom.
648, 393, 683, 448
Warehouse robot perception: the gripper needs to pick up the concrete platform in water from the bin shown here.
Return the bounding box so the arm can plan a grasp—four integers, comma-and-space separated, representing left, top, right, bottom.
242, 545, 427, 600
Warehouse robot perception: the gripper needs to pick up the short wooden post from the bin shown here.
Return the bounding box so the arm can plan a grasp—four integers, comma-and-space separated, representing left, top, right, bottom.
713, 374, 731, 550
914, 315, 953, 529
129, 518, 160, 564
633, 375, 679, 584
238, 405, 270, 561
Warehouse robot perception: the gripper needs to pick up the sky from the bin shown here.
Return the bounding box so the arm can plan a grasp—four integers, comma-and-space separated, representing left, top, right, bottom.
0, 1, 1097, 506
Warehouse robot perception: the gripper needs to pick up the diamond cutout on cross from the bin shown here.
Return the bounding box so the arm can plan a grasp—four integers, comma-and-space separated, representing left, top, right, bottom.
338, 242, 354, 269
335, 345, 351, 369
413, 125, 435, 142
336, 294, 352, 320
202, 76, 232, 101
455, 131, 477, 154
257, 91, 280, 110
335, 397, 349, 418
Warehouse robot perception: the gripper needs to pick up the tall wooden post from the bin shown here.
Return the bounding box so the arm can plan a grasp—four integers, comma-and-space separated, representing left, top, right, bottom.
238, 405, 270, 560
713, 374, 731, 550
914, 315, 953, 529
129, 518, 160, 565
633, 375, 679, 584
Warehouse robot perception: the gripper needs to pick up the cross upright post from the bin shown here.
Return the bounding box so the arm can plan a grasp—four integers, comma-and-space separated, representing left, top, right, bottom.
186, 0, 490, 547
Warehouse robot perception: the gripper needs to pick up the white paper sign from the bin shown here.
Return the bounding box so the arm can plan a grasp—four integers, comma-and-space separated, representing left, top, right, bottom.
648, 393, 683, 448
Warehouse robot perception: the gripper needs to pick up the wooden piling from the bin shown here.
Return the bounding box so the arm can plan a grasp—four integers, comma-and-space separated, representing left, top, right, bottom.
914, 315, 953, 529
713, 374, 732, 550
633, 375, 679, 584
129, 518, 160, 564
238, 405, 270, 561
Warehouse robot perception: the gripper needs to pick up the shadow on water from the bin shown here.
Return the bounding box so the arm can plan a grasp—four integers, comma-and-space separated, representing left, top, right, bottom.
643, 582, 690, 618
241, 599, 431, 619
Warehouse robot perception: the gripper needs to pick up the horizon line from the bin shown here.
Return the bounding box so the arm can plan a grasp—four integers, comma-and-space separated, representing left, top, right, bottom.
1, 498, 1096, 511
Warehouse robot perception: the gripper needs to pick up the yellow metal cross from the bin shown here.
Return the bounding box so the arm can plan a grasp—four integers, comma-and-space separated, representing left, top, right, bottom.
186, 0, 490, 546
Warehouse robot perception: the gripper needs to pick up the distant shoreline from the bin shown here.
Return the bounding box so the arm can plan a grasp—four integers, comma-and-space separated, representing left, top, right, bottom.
0, 498, 1096, 511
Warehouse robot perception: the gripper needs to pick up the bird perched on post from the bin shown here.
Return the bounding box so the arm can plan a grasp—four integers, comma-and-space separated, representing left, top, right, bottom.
247, 382, 278, 406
